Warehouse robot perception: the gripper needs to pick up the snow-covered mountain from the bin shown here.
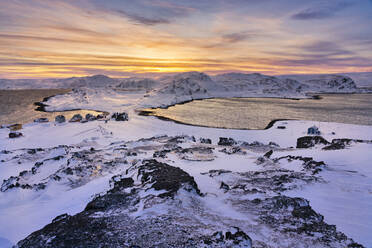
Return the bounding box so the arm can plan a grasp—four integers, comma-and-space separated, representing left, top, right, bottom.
115, 78, 159, 90
60, 75, 117, 88
0, 72, 367, 98
213, 73, 310, 94
156, 71, 223, 96
279, 74, 358, 93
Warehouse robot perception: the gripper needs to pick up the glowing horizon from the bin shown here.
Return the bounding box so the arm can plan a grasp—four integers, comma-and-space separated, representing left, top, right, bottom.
1, 0, 372, 79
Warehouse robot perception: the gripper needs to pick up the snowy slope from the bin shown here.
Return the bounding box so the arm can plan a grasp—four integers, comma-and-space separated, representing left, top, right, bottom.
279, 73, 361, 92
1, 72, 366, 96
213, 73, 310, 95
1, 71, 372, 247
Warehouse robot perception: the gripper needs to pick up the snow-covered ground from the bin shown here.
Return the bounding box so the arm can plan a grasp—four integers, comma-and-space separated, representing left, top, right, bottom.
0, 72, 371, 247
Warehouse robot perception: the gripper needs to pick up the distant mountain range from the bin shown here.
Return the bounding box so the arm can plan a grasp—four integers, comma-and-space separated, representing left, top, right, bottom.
0, 72, 371, 95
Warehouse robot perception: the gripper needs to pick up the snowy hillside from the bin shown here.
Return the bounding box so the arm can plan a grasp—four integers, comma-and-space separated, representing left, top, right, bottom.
157, 72, 223, 95
342, 72, 372, 88
213, 73, 310, 95
115, 78, 159, 90
1, 72, 367, 98
1, 69, 372, 247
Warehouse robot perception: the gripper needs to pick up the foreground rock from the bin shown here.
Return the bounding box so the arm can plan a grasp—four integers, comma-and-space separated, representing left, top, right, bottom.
297, 136, 372, 150
296, 136, 330, 148
55, 115, 66, 123
111, 112, 129, 121
9, 132, 23, 138
33, 118, 48, 123
69, 114, 83, 122
2, 135, 365, 248
16, 160, 253, 248
85, 113, 96, 121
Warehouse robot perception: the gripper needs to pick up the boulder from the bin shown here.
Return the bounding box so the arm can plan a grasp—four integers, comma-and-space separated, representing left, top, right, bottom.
69, 114, 83, 122
85, 113, 96, 121
264, 150, 273, 158
138, 159, 201, 197
34, 118, 49, 123
9, 132, 23, 138
296, 136, 330, 149
111, 112, 129, 121
200, 138, 212, 144
55, 115, 66, 123
96, 114, 105, 120
218, 137, 237, 146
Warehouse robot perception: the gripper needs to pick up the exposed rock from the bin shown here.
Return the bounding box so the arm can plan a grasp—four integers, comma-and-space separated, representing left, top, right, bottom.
138, 159, 201, 197
55, 115, 66, 123
200, 138, 212, 144
203, 227, 252, 247
69, 114, 83, 122
85, 113, 96, 121
16, 160, 209, 248
220, 146, 246, 155
96, 114, 105, 119
34, 118, 49, 123
274, 155, 325, 174
220, 181, 230, 191
153, 149, 171, 158
296, 136, 330, 149
268, 141, 280, 147
218, 137, 237, 146
111, 112, 129, 121
9, 132, 23, 138
263, 150, 273, 158
323, 138, 371, 150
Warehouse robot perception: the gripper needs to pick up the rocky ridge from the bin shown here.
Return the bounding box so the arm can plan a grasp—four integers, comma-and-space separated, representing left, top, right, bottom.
0, 134, 364, 247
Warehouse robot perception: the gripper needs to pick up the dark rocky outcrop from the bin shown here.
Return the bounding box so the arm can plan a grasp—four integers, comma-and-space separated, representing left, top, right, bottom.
263, 150, 273, 158
200, 138, 212, 144
9, 132, 23, 138
249, 196, 363, 247
55, 115, 66, 123
323, 138, 371, 150
111, 112, 129, 121
85, 113, 96, 121
69, 114, 83, 122
138, 159, 201, 198
16, 160, 208, 248
203, 227, 252, 247
34, 118, 49, 123
274, 155, 325, 174
296, 136, 330, 148
218, 137, 237, 146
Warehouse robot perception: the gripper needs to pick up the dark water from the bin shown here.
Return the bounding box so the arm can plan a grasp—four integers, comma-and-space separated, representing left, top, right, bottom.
0, 89, 105, 125
142, 94, 372, 129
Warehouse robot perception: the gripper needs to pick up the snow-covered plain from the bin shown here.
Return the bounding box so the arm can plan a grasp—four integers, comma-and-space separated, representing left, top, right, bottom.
0, 71, 372, 247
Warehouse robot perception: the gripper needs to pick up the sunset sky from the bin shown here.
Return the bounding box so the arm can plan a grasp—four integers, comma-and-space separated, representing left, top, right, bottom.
0, 0, 372, 78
